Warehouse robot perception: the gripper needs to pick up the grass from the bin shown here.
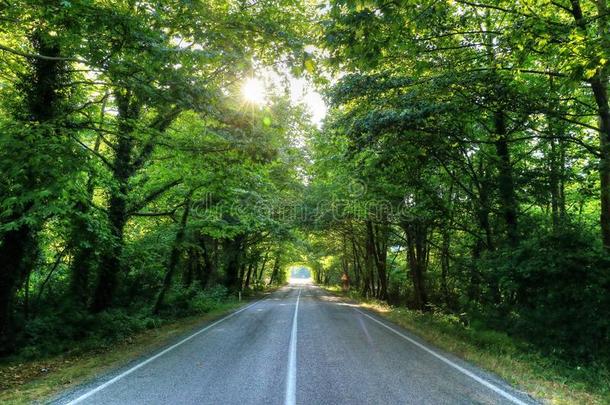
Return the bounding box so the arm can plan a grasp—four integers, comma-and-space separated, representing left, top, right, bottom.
323, 285, 610, 405
0, 299, 248, 404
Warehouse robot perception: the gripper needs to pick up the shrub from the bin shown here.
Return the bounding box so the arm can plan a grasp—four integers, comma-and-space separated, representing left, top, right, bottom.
477, 226, 610, 361
161, 285, 230, 317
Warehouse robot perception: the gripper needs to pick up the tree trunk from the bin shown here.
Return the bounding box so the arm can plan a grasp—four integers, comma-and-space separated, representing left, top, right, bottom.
440, 228, 451, 307
183, 247, 197, 287
198, 236, 216, 289
368, 220, 388, 300
244, 263, 254, 289
257, 248, 270, 284
549, 135, 561, 230
556, 140, 567, 222
223, 235, 245, 291
364, 225, 375, 299
403, 220, 429, 311
153, 195, 191, 314
91, 91, 140, 312
590, 78, 610, 250
569, 0, 610, 248
547, 112, 567, 231
268, 252, 282, 286
91, 190, 129, 312
68, 203, 96, 307
0, 224, 36, 353
494, 111, 519, 246
350, 235, 362, 291
0, 32, 65, 350
477, 161, 495, 251
238, 262, 247, 290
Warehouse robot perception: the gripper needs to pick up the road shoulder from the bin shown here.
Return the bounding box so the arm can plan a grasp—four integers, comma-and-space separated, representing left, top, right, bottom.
320, 285, 609, 405
0, 295, 269, 405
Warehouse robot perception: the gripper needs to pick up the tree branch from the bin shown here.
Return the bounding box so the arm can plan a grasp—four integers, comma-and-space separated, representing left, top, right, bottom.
0, 43, 86, 63
128, 178, 183, 215
70, 134, 113, 168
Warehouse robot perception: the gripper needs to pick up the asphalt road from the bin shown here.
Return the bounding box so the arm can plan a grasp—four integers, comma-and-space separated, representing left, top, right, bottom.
53, 283, 538, 405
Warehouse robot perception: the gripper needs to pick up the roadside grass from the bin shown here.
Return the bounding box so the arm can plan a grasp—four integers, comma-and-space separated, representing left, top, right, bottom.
324, 286, 610, 405
0, 297, 255, 405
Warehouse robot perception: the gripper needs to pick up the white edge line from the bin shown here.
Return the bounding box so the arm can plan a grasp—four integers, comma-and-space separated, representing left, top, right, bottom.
285, 288, 301, 405
354, 309, 529, 405
64, 296, 268, 405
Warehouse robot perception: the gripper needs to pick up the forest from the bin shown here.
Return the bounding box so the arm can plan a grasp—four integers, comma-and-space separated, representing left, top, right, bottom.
0, 0, 609, 390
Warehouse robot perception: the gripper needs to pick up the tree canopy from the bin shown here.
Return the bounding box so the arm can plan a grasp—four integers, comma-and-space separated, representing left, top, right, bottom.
0, 0, 608, 368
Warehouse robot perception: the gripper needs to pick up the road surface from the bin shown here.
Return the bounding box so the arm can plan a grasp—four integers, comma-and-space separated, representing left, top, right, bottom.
53, 283, 538, 405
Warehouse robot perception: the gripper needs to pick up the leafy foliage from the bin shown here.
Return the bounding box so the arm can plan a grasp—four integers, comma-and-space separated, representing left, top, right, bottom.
0, 0, 313, 356
305, 0, 610, 365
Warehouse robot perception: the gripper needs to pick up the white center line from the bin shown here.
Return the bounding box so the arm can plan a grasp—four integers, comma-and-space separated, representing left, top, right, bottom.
354, 308, 530, 405
285, 288, 302, 405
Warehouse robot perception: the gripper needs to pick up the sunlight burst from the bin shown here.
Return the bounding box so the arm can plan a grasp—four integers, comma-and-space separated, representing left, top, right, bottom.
242, 78, 266, 105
